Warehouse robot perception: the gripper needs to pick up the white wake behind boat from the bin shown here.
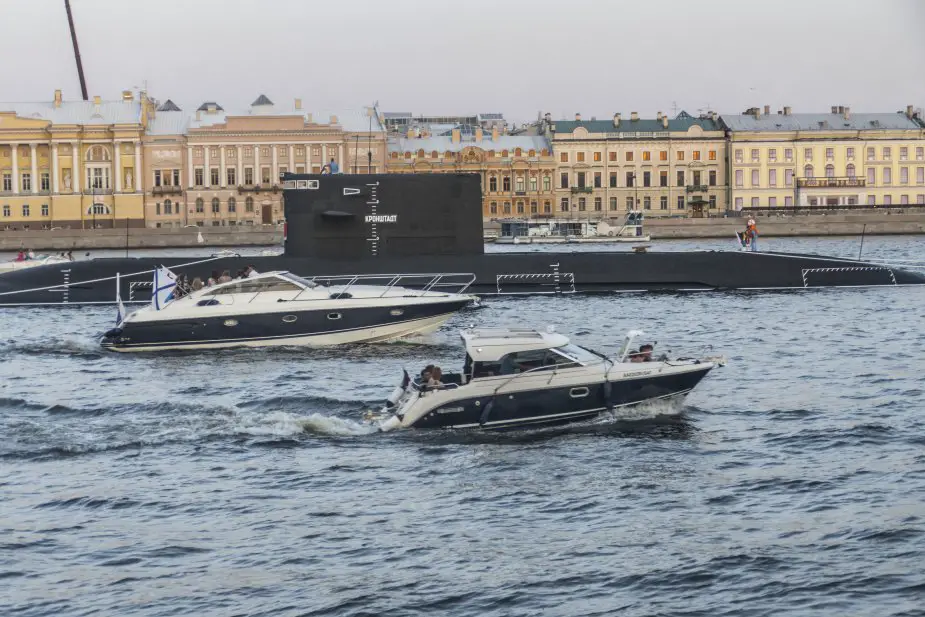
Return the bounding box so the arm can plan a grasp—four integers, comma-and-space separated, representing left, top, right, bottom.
101, 270, 477, 352
375, 327, 723, 431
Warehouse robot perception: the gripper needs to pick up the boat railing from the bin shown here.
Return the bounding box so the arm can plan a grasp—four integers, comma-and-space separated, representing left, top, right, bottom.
295, 272, 476, 301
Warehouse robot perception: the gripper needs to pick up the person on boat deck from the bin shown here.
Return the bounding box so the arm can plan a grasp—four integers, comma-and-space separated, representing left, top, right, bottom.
26, 248, 35, 260
428, 366, 444, 388
207, 270, 220, 287
191, 277, 204, 291
420, 364, 435, 386
245, 265, 259, 278
66, 250, 74, 261
630, 344, 654, 362
218, 270, 233, 284
745, 219, 759, 252
15, 250, 25, 262
321, 164, 331, 175
329, 158, 340, 174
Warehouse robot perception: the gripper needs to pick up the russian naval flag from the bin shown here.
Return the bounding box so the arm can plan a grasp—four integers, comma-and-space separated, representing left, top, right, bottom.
152, 266, 178, 310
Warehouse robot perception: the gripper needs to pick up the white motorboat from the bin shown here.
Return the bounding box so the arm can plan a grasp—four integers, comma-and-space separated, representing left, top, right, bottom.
0, 254, 71, 275
101, 271, 477, 352
375, 327, 723, 431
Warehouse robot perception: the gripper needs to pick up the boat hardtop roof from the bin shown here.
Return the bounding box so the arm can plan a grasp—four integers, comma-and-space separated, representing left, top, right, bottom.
460, 327, 572, 362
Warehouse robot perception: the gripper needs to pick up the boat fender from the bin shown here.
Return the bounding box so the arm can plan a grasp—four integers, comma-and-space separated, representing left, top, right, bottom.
478, 399, 495, 427
385, 385, 404, 408
603, 381, 613, 412
103, 327, 122, 338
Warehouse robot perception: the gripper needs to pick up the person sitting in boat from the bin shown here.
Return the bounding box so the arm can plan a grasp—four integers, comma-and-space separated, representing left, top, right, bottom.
26, 248, 35, 260
428, 366, 444, 388
66, 251, 74, 261
191, 277, 204, 291
207, 270, 219, 287
245, 265, 259, 278
629, 344, 654, 362
218, 270, 233, 284
15, 250, 25, 262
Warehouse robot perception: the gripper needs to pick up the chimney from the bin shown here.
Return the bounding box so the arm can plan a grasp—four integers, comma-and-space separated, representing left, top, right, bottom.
831, 106, 838, 114
491, 127, 499, 141
656, 111, 663, 121
764, 105, 770, 116
93, 95, 101, 105
838, 105, 845, 114
631, 111, 639, 122
53, 89, 62, 108
844, 106, 851, 120
784, 106, 792, 116
329, 114, 338, 124
451, 128, 461, 144
907, 105, 915, 119
475, 128, 483, 142
294, 98, 302, 110
711, 112, 718, 122
754, 107, 761, 118
662, 116, 669, 129
122, 90, 133, 102
195, 110, 201, 121
613, 112, 621, 127
575, 112, 582, 122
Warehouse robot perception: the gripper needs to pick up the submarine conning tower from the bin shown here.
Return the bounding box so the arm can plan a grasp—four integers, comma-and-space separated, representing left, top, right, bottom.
281, 173, 485, 259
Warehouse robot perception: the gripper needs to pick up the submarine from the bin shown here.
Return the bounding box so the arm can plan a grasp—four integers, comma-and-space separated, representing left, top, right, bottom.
0, 173, 923, 306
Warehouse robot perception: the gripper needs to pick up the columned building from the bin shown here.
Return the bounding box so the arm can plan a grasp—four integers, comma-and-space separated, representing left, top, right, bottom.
549, 112, 728, 218
0, 90, 149, 229
385, 128, 556, 220
143, 95, 387, 228
723, 105, 925, 209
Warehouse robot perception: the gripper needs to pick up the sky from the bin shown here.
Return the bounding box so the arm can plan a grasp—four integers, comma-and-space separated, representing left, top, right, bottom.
1, 0, 924, 124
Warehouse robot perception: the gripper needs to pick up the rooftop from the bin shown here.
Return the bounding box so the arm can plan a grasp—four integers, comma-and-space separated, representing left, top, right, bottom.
0, 99, 142, 125
721, 111, 923, 131
553, 113, 722, 135
460, 328, 571, 362
389, 134, 550, 154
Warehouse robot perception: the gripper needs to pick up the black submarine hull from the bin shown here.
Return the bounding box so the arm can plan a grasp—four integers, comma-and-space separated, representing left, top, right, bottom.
0, 173, 922, 306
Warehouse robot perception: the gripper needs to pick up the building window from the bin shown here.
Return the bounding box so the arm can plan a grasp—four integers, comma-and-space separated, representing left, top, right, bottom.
489, 176, 498, 192
677, 196, 684, 210
210, 168, 219, 186
576, 172, 586, 188
244, 168, 254, 185
768, 149, 777, 162
901, 194, 909, 204
515, 176, 524, 192
489, 201, 497, 214
804, 164, 814, 178
576, 152, 585, 163
164, 199, 173, 215
826, 147, 834, 160
195, 168, 204, 186
154, 170, 162, 186
751, 197, 759, 207
211, 198, 220, 213
626, 172, 634, 187
847, 147, 855, 160
625, 152, 634, 162
609, 197, 617, 210
883, 147, 892, 160
155, 202, 160, 215
750, 149, 759, 163
660, 151, 668, 162
593, 152, 601, 162
40, 172, 50, 192
2, 205, 9, 217
530, 200, 537, 213
559, 173, 568, 189
847, 164, 856, 178
693, 171, 702, 186
578, 198, 586, 211
693, 151, 701, 161
227, 168, 237, 186
642, 196, 650, 210
609, 173, 618, 188
917, 167, 924, 184
559, 152, 568, 163
2, 173, 11, 192
884, 168, 892, 184
677, 151, 685, 161
804, 148, 813, 161
516, 201, 525, 214
626, 196, 634, 210
41, 203, 49, 216
709, 195, 717, 209
594, 197, 602, 211
867, 168, 876, 184
261, 167, 271, 184
735, 170, 743, 187
503, 201, 511, 214
825, 164, 835, 178
643, 171, 651, 187
195, 197, 204, 213
785, 169, 794, 187
593, 172, 601, 188
502, 176, 511, 191
529, 176, 538, 192
918, 195, 925, 204
867, 195, 876, 205
734, 197, 743, 210
769, 169, 777, 187
543, 175, 550, 191
785, 196, 793, 207
769, 197, 777, 207
709, 170, 717, 186
734, 149, 743, 163
642, 151, 651, 161
866, 147, 875, 161
21, 173, 31, 192
659, 196, 668, 210
884, 195, 892, 205
228, 197, 236, 213
784, 148, 793, 162
544, 200, 551, 213
22, 204, 30, 217
900, 167, 909, 184
609, 152, 617, 162
172, 170, 180, 186
560, 198, 569, 212
659, 171, 668, 187
245, 197, 254, 213
677, 170, 685, 186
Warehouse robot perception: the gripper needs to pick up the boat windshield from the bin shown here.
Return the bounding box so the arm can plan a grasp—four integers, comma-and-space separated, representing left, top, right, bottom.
279, 272, 318, 289
553, 344, 601, 365
205, 274, 304, 296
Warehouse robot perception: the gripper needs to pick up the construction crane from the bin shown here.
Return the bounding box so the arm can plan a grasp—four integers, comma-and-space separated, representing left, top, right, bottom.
64, 0, 88, 100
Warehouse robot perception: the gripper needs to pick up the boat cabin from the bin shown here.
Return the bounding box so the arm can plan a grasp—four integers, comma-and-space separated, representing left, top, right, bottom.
460, 328, 601, 379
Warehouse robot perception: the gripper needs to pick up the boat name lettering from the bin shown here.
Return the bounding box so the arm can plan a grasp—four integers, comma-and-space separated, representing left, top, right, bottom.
365, 215, 397, 223
623, 370, 652, 378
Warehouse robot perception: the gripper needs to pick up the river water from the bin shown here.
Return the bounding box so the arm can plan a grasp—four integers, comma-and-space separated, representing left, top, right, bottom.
2, 236, 925, 616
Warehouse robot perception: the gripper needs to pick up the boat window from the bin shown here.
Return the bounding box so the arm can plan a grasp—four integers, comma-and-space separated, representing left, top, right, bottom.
206, 277, 301, 295
553, 344, 598, 365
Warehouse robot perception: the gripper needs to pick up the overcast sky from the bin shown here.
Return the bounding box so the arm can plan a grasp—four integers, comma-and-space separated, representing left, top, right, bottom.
2, 0, 923, 124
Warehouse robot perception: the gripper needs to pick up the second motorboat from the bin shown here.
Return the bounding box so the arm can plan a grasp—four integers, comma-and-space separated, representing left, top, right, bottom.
101, 270, 477, 351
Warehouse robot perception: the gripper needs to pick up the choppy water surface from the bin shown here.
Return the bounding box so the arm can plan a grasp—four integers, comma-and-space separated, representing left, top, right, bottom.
2, 237, 925, 616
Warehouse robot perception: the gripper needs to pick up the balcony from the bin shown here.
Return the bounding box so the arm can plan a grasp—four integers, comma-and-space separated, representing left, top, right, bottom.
83, 188, 113, 195
152, 185, 184, 196
570, 186, 593, 194
685, 184, 709, 193
796, 177, 866, 189
514, 190, 527, 196
237, 184, 280, 194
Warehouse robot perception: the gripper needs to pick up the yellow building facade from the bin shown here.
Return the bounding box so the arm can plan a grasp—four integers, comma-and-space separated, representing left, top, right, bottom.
550, 112, 728, 218
725, 106, 925, 209
0, 90, 149, 229
386, 128, 557, 220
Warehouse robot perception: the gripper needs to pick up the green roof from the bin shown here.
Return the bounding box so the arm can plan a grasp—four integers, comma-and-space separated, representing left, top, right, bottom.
552, 115, 722, 135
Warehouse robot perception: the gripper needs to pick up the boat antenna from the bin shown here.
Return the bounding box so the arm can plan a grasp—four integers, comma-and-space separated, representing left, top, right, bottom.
64, 0, 89, 100
857, 223, 867, 261
368, 101, 377, 174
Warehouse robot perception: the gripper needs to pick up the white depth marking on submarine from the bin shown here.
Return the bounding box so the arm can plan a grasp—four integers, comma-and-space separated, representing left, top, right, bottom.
801, 266, 895, 287
496, 263, 576, 295
365, 181, 380, 256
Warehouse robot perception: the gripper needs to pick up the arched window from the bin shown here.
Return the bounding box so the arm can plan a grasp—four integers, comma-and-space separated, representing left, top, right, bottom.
195, 197, 204, 213
847, 163, 856, 178
404, 152, 411, 160
164, 199, 172, 215
804, 164, 814, 178
528, 149, 535, 157
390, 152, 399, 159
431, 151, 438, 159
502, 150, 509, 158
87, 203, 110, 215
86, 145, 111, 162
503, 201, 511, 214
245, 197, 254, 213
514, 148, 522, 157
825, 164, 835, 178
417, 149, 425, 158
211, 197, 220, 213
228, 197, 236, 213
